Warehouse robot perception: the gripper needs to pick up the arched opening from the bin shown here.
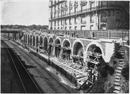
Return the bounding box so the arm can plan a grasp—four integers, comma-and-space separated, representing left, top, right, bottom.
33, 36, 35, 46
30, 35, 32, 46
55, 39, 61, 57
48, 38, 53, 55
72, 42, 84, 66
49, 38, 53, 43
61, 40, 71, 60
28, 35, 30, 45
39, 36, 43, 49
86, 44, 103, 84
36, 36, 39, 48
25, 34, 27, 44
86, 44, 102, 63
43, 37, 48, 51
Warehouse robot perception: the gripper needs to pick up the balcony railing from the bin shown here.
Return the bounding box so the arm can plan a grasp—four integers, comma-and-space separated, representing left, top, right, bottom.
49, 4, 123, 21
40, 29, 129, 40
49, 0, 66, 8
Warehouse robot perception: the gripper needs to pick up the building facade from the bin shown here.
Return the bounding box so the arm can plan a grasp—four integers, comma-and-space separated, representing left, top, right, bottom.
49, 0, 129, 30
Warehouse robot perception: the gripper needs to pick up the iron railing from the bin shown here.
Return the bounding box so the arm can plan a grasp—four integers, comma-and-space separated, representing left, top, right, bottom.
40, 29, 129, 40
49, 4, 123, 21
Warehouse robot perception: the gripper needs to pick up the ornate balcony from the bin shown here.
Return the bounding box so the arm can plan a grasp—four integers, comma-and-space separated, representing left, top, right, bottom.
49, 4, 123, 21
49, 0, 66, 8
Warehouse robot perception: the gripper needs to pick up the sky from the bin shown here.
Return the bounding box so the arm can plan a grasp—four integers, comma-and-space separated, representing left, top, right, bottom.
1, 0, 49, 25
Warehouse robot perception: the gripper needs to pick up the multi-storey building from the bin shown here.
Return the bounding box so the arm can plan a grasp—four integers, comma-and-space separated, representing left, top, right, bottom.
49, 0, 129, 30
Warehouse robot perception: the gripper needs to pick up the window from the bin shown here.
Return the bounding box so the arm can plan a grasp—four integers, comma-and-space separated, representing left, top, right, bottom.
54, 21, 56, 26
75, 26, 77, 30
69, 1, 72, 14
74, 7, 77, 13
64, 2, 68, 15
116, 19, 120, 23
100, 24, 106, 30
69, 18, 71, 25
116, 10, 121, 18
81, 15, 86, 24
90, 15, 94, 23
74, 1, 78, 13
90, 1, 95, 9
108, 10, 111, 16
101, 12, 107, 22
116, 19, 120, 26
101, 12, 107, 18
50, 22, 52, 27
61, 20, 62, 25
54, 0, 56, 4
65, 19, 67, 25
54, 7, 56, 18
81, 26, 86, 30
116, 11, 120, 15
80, 1, 87, 6
90, 25, 93, 30
101, 1, 107, 6
50, 0, 53, 5
74, 17, 77, 24
69, 26, 71, 30
50, 13, 52, 19
101, 17, 107, 22
58, 20, 59, 26
50, 27, 52, 30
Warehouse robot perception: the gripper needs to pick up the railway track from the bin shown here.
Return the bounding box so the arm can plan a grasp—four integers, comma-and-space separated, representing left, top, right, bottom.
5, 40, 74, 93
1, 40, 43, 93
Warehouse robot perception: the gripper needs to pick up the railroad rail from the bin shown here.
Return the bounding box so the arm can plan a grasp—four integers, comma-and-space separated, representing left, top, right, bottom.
6, 40, 75, 93
1, 40, 42, 93
14, 39, 97, 93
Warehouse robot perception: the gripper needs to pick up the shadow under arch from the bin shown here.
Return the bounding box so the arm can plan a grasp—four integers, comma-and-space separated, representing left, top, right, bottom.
72, 40, 84, 65
61, 39, 71, 60
55, 38, 61, 57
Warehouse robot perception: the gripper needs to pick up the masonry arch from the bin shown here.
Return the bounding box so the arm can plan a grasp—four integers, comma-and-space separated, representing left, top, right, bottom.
61, 39, 71, 60
85, 41, 105, 63
72, 40, 84, 65
55, 38, 61, 57
85, 41, 105, 83
43, 36, 48, 50
62, 39, 71, 47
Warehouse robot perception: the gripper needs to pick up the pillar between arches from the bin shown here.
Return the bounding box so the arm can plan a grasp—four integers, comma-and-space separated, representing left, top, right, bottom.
52, 45, 55, 56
